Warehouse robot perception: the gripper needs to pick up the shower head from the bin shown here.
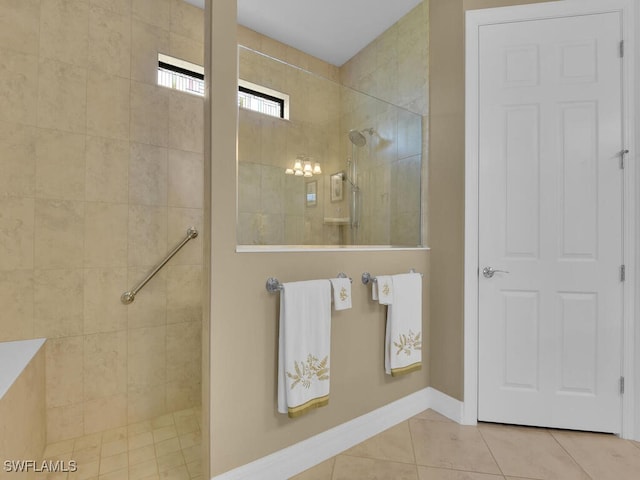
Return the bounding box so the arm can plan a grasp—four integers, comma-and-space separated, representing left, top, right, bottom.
348, 129, 367, 147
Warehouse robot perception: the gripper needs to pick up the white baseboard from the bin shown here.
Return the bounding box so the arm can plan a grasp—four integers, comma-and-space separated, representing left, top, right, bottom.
212, 387, 464, 480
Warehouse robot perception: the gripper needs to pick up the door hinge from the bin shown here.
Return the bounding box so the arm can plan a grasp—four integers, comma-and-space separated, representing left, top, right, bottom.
620, 376, 625, 395
620, 149, 629, 169
620, 40, 624, 58
620, 265, 626, 282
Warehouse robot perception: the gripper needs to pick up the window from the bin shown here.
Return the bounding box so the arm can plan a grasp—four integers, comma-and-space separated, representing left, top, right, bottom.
238, 79, 289, 120
157, 54, 290, 120
157, 53, 205, 96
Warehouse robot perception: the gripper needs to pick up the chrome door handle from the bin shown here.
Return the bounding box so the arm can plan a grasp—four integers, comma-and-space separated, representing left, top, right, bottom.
482, 266, 510, 278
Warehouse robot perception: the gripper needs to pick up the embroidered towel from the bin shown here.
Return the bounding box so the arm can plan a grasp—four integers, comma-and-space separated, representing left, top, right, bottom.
277, 280, 332, 418
376, 275, 394, 305
329, 277, 352, 310
385, 273, 422, 376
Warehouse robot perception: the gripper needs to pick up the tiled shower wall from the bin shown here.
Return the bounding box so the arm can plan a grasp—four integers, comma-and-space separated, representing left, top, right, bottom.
0, 0, 204, 443
340, 1, 428, 245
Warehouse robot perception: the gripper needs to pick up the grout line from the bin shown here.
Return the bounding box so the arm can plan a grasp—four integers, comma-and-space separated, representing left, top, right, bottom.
476, 423, 506, 478
548, 430, 595, 480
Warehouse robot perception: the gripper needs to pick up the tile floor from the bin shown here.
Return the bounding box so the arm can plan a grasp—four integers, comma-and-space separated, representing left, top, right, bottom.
42, 407, 202, 480
290, 409, 640, 480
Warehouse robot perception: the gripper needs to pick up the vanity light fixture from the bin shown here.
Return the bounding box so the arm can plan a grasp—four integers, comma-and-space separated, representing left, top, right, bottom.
285, 155, 322, 177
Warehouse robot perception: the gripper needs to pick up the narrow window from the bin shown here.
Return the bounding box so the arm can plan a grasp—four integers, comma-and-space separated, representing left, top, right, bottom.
157, 53, 205, 97
238, 79, 289, 120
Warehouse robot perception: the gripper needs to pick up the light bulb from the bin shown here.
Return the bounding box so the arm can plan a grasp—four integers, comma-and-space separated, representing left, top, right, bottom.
303, 161, 312, 173
313, 163, 322, 174
293, 159, 303, 171
285, 168, 294, 175
294, 169, 303, 176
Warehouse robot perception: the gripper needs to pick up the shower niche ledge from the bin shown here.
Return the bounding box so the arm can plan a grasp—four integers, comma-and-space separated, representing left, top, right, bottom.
323, 217, 350, 225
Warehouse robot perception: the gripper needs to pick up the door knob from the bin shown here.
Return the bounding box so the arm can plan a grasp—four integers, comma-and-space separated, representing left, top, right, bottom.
482, 266, 510, 278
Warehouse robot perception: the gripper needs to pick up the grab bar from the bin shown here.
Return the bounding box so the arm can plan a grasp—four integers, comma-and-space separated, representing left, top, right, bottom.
266, 273, 352, 293
121, 227, 198, 304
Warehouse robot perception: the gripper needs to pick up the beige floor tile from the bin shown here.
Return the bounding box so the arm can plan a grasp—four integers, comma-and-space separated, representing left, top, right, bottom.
98, 467, 129, 480
74, 460, 100, 480
417, 467, 504, 479
151, 414, 175, 429
409, 419, 501, 475
343, 421, 416, 464
102, 439, 129, 458
155, 437, 182, 457
156, 451, 184, 473
129, 432, 154, 450
128, 459, 158, 480
333, 455, 419, 480
158, 465, 189, 480
186, 460, 201, 477
479, 424, 589, 479
129, 445, 157, 466
181, 445, 200, 464
102, 427, 128, 444
632, 440, 640, 451
412, 409, 454, 423
153, 425, 178, 443
288, 458, 335, 480
128, 421, 153, 436
99, 453, 128, 475
552, 430, 640, 480
74, 445, 102, 464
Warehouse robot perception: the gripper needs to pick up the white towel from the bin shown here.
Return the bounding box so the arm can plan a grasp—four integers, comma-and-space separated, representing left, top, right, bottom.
385, 273, 422, 376
329, 277, 352, 310
376, 275, 394, 305
278, 280, 332, 418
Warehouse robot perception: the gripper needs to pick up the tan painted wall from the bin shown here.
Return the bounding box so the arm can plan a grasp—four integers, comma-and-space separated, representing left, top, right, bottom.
208, 1, 430, 475
427, 0, 556, 400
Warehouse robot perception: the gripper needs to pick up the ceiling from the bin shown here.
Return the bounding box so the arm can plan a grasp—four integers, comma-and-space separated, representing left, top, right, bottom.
183, 0, 423, 66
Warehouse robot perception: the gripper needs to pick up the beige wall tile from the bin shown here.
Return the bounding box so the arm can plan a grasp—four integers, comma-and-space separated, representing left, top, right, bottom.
35, 128, 86, 200
88, 5, 131, 78
37, 58, 87, 133
169, 0, 203, 44
167, 208, 203, 265
166, 265, 201, 324
128, 204, 168, 266
168, 91, 204, 153
34, 199, 84, 269
127, 267, 167, 329
34, 268, 84, 338
83, 268, 128, 334
85, 136, 129, 203
39, 0, 89, 67
131, 19, 170, 85
0, 0, 39, 55
0, 270, 34, 341
0, 49, 38, 126
47, 403, 84, 443
128, 325, 166, 387
165, 381, 201, 417
0, 197, 34, 270
84, 331, 127, 400
87, 71, 130, 140
129, 142, 168, 206
132, 0, 170, 30
131, 81, 170, 147
84, 202, 128, 268
166, 321, 200, 383
128, 384, 166, 423
91, 0, 132, 15
0, 121, 37, 197
167, 150, 204, 208
169, 32, 204, 67
46, 336, 84, 409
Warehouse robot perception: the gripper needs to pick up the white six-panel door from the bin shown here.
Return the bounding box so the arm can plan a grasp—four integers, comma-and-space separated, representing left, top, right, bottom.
477, 11, 624, 433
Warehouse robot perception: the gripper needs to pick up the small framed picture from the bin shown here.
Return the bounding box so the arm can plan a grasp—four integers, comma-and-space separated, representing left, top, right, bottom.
330, 172, 343, 202
306, 181, 317, 207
